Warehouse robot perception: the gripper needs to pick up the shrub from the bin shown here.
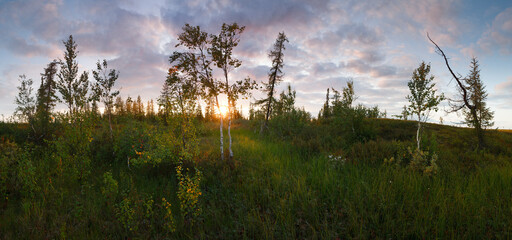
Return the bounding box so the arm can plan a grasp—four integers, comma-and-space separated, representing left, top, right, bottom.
16, 147, 38, 198
51, 114, 94, 181
176, 165, 202, 225
101, 171, 118, 204
0, 137, 19, 201
116, 197, 136, 233
113, 121, 153, 165
161, 197, 176, 233
408, 147, 440, 176
385, 146, 440, 176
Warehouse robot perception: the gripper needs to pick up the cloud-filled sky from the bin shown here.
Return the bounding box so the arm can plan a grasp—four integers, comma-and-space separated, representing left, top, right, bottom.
1, 0, 511, 128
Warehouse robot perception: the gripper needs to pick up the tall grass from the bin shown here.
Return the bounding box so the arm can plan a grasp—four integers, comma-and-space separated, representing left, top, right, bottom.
1, 119, 512, 238
197, 126, 512, 238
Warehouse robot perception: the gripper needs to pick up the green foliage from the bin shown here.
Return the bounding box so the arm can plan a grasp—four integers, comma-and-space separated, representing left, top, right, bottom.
56, 35, 89, 115
113, 121, 149, 164
462, 57, 494, 129
0, 138, 39, 202
406, 61, 444, 150
51, 114, 94, 181
116, 197, 137, 233
256, 31, 288, 128
16, 147, 39, 198
176, 165, 202, 225
14, 75, 36, 123
0, 137, 19, 201
92, 59, 119, 139
408, 148, 439, 176
266, 85, 314, 151
127, 117, 199, 168
101, 171, 118, 203
34, 61, 59, 142
406, 62, 443, 120
130, 128, 180, 167
161, 197, 176, 233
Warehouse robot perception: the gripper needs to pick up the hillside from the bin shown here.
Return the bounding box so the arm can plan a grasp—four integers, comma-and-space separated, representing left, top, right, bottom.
1, 117, 512, 238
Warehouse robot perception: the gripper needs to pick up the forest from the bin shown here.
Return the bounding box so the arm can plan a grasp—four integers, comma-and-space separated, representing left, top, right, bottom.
1, 22, 512, 239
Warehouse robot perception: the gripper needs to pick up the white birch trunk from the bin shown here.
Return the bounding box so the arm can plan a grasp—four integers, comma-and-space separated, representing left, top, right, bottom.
228, 107, 233, 159
220, 114, 224, 160
416, 119, 421, 150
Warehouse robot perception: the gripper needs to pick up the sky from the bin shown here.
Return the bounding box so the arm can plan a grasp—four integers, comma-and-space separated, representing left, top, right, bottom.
0, 0, 511, 128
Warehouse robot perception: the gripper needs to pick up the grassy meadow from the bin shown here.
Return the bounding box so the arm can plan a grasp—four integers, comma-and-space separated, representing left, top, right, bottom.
1, 116, 512, 239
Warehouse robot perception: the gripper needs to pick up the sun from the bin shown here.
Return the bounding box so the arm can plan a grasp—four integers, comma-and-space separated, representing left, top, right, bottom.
219, 105, 229, 117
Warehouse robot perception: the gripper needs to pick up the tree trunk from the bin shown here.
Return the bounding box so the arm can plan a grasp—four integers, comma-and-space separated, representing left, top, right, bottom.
216, 96, 224, 160
108, 110, 113, 141
228, 106, 233, 159
470, 108, 484, 149
416, 120, 421, 150
263, 81, 274, 131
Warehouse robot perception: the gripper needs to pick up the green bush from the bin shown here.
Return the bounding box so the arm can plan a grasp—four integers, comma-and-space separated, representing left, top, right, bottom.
0, 137, 19, 201
176, 165, 202, 226
101, 171, 118, 204
113, 121, 153, 165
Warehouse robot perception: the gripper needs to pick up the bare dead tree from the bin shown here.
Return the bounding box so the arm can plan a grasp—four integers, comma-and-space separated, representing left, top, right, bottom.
427, 33, 485, 149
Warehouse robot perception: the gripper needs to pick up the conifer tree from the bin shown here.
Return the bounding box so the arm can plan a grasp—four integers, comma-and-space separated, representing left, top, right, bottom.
462, 57, 494, 129
126, 96, 133, 115
114, 96, 124, 116
158, 81, 172, 123
429, 34, 490, 149
320, 88, 330, 119
56, 35, 89, 115
136, 95, 144, 119
35, 60, 59, 141
257, 32, 288, 130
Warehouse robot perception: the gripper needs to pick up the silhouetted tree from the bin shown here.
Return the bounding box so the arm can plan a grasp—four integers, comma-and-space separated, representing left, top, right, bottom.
35, 60, 59, 141
135, 95, 144, 120
170, 24, 224, 158
428, 34, 488, 149
146, 99, 155, 119
211, 22, 256, 160
406, 61, 444, 150
57, 35, 89, 115
14, 75, 36, 124
92, 59, 119, 139
319, 88, 331, 120
257, 32, 288, 131
125, 96, 133, 115
114, 96, 124, 116
462, 58, 494, 129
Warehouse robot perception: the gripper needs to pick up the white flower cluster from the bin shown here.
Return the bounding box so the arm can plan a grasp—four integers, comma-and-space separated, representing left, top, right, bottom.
328, 154, 346, 168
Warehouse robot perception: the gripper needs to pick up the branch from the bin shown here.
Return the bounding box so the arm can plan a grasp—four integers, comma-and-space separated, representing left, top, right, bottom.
427, 33, 475, 111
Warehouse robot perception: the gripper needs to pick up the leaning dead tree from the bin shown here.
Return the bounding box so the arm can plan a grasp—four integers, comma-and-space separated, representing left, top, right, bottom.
427, 33, 485, 149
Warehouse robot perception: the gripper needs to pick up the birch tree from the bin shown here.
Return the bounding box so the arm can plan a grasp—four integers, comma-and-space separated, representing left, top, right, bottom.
170, 24, 220, 160
406, 61, 444, 150
14, 75, 36, 124
211, 23, 256, 159
92, 59, 120, 140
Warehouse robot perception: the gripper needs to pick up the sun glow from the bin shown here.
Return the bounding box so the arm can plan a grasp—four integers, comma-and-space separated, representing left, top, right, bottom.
219, 105, 229, 117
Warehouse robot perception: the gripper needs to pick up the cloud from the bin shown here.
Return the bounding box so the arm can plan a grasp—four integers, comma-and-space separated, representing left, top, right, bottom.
350, 0, 464, 44
0, 0, 510, 127
478, 8, 512, 54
